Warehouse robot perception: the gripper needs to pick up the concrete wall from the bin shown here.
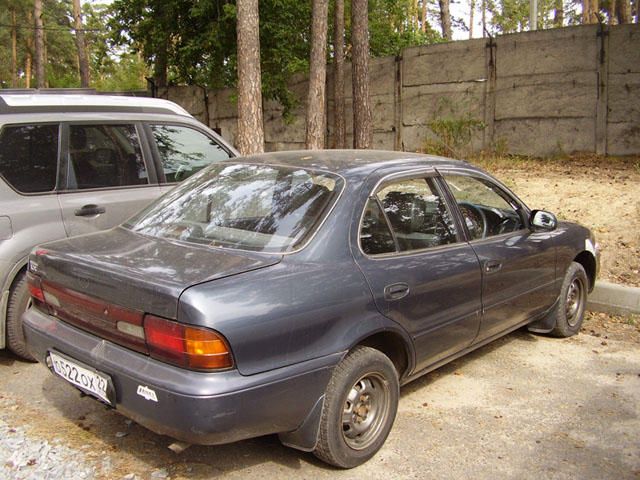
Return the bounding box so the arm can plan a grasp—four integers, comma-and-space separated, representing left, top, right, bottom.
159, 23, 640, 157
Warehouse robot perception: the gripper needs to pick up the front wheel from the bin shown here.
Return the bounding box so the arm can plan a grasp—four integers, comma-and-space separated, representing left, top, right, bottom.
314, 346, 399, 468
550, 262, 588, 338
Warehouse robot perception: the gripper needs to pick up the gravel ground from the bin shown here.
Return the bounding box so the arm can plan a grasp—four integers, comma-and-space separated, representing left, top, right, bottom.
1, 314, 638, 480
0, 402, 97, 479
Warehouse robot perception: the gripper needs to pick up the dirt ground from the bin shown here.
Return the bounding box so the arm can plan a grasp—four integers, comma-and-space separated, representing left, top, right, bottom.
478, 155, 640, 287
1, 316, 639, 480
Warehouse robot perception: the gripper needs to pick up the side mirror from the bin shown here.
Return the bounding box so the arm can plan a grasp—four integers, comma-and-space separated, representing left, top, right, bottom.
530, 210, 557, 231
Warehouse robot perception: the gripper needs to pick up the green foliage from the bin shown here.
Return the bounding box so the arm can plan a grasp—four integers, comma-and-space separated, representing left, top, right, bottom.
422, 97, 486, 158
487, 0, 558, 33
368, 0, 442, 56
0, 0, 147, 91
107, 0, 441, 116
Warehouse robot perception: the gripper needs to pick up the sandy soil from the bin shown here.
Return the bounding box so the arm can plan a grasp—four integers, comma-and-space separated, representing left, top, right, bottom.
480, 155, 640, 287
2, 327, 639, 480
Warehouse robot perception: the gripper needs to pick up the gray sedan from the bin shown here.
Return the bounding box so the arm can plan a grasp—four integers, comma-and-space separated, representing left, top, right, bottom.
22, 150, 599, 468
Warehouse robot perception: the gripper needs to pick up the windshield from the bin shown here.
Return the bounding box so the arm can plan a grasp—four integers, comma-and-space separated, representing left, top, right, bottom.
126, 163, 344, 253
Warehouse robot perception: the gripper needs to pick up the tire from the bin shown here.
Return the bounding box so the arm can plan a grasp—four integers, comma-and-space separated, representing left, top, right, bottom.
550, 262, 588, 338
6, 271, 36, 361
314, 346, 399, 468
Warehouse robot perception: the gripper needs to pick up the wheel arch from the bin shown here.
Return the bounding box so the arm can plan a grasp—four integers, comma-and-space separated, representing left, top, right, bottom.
574, 250, 596, 293
0, 258, 29, 349
352, 329, 415, 381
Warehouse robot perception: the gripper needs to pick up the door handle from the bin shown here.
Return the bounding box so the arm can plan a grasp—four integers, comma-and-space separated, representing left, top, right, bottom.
484, 260, 502, 274
74, 204, 106, 217
384, 282, 410, 301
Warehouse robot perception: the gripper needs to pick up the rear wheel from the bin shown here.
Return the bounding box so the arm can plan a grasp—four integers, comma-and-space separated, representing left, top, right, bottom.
550, 262, 588, 338
314, 346, 399, 468
6, 271, 36, 361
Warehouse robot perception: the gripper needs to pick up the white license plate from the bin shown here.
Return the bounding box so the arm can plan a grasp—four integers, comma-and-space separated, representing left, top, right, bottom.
49, 351, 113, 406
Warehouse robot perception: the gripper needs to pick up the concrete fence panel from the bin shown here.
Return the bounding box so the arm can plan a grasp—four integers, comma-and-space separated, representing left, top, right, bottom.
162, 24, 639, 157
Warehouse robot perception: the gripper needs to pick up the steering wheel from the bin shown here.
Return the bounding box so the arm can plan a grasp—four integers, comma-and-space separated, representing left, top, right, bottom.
495, 216, 516, 235
458, 202, 487, 240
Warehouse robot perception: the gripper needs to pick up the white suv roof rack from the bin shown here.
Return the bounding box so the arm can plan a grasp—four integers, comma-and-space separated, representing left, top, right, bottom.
0, 92, 191, 117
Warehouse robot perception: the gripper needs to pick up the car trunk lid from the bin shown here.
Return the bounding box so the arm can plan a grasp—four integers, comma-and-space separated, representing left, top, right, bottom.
32, 226, 281, 322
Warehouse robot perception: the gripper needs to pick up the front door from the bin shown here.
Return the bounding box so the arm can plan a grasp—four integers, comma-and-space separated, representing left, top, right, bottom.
440, 171, 557, 343
57, 123, 161, 237
353, 173, 482, 373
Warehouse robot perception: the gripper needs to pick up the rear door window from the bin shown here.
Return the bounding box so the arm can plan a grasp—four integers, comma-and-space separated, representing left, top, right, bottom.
150, 124, 232, 183
0, 124, 59, 193
67, 124, 148, 190
374, 177, 459, 252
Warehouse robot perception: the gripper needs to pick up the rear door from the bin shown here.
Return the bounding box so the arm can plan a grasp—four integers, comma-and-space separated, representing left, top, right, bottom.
57, 122, 161, 237
353, 171, 482, 373
439, 169, 557, 343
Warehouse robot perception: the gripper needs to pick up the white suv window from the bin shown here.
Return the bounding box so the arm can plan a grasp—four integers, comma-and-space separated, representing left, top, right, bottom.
67, 124, 148, 190
150, 124, 231, 183
0, 124, 59, 193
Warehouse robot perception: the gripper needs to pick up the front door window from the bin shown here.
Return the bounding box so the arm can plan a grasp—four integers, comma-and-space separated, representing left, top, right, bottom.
442, 174, 524, 240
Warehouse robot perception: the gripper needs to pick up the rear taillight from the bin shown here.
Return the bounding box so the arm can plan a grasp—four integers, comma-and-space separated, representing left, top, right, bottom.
26, 272, 46, 307
144, 315, 233, 371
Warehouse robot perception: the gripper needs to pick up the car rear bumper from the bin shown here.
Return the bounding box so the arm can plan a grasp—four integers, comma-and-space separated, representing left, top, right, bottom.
22, 307, 338, 445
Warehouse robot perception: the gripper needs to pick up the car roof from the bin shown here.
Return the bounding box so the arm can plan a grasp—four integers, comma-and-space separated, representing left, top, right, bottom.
234, 149, 472, 178
0, 93, 191, 117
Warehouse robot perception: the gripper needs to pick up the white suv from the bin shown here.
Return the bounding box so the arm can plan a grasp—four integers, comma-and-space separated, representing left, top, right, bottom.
0, 92, 237, 359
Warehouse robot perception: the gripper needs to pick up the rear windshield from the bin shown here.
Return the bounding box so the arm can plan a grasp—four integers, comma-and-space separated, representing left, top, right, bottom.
125, 163, 343, 253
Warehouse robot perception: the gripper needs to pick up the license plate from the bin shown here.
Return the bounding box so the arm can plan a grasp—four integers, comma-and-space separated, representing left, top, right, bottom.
48, 351, 114, 406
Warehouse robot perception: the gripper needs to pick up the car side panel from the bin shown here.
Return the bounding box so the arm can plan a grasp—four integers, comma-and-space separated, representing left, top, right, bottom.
178, 257, 414, 376
0, 187, 67, 349
469, 229, 558, 343
0, 193, 67, 285
56, 186, 162, 237
554, 221, 598, 285
354, 245, 482, 373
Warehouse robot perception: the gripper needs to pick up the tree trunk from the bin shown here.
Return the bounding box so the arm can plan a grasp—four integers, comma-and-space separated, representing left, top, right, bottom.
26, 10, 33, 89
25, 53, 32, 88
333, 0, 346, 149
72, 0, 90, 87
482, 0, 486, 36
236, 0, 264, 155
306, 0, 329, 150
616, 0, 632, 22
609, 0, 618, 23
583, 0, 599, 23
554, 0, 564, 26
351, 0, 372, 149
421, 0, 428, 32
439, 0, 452, 40
154, 41, 168, 88
11, 9, 17, 88
469, 0, 475, 38
34, 0, 45, 88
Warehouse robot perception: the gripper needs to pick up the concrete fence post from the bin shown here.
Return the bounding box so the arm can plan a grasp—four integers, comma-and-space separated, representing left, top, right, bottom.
483, 36, 497, 151
595, 23, 610, 155
394, 55, 404, 151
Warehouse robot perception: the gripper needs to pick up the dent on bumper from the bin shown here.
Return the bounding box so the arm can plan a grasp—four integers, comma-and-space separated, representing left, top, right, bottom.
22, 307, 338, 445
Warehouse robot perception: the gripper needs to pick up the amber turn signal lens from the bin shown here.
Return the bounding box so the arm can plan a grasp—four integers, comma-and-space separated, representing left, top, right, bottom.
185, 328, 233, 370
